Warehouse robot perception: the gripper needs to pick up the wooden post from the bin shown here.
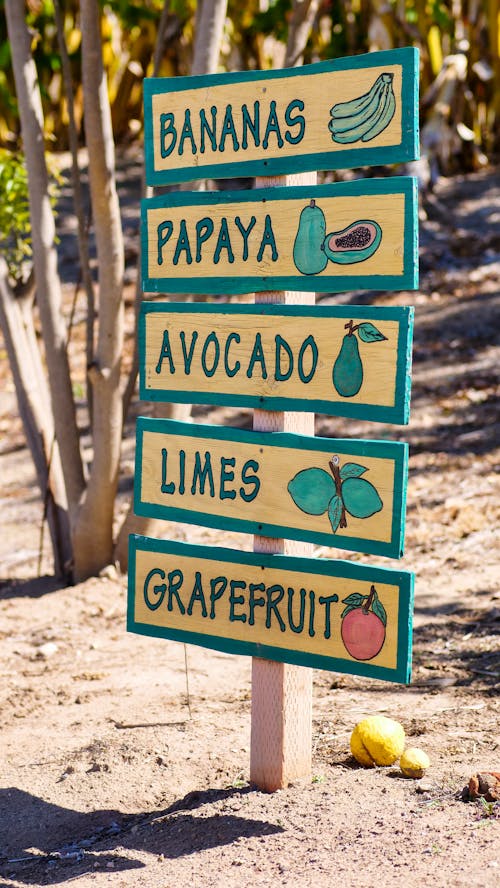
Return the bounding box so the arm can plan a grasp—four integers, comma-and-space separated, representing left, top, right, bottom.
250, 170, 316, 791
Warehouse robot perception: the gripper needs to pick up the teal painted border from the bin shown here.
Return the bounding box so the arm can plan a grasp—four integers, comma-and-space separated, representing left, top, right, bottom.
134, 417, 408, 559
127, 534, 414, 684
141, 176, 418, 295
139, 303, 414, 424
144, 47, 419, 185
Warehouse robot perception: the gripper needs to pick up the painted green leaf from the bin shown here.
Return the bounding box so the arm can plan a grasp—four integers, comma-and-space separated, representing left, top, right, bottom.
342, 593, 364, 606
341, 477, 383, 519
287, 467, 335, 516
328, 494, 344, 532
372, 591, 387, 626
357, 322, 387, 343
340, 592, 365, 619
339, 462, 368, 480
341, 592, 365, 608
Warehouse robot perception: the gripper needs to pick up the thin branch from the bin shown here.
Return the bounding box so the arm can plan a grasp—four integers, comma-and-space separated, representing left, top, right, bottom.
53, 0, 96, 422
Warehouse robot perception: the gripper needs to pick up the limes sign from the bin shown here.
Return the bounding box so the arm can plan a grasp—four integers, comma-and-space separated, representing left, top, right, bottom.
140, 303, 414, 424
135, 417, 409, 559
128, 536, 414, 684
144, 47, 419, 185
142, 178, 418, 295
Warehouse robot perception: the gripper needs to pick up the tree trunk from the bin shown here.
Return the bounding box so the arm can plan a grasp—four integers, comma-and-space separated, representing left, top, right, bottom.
72, 0, 125, 580
284, 0, 321, 67
191, 0, 228, 75
53, 0, 96, 424
0, 259, 72, 578
5, 0, 85, 522
115, 0, 228, 573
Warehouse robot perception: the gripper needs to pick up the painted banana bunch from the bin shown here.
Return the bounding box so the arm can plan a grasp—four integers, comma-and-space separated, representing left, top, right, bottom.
328, 72, 396, 144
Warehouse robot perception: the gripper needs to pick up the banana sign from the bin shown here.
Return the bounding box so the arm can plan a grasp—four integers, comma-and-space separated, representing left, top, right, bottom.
142, 177, 418, 295
144, 48, 419, 185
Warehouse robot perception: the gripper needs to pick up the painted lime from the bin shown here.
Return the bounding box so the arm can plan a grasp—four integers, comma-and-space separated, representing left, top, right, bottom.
333, 334, 363, 397
342, 476, 383, 519
323, 220, 382, 264
293, 200, 328, 275
287, 467, 335, 515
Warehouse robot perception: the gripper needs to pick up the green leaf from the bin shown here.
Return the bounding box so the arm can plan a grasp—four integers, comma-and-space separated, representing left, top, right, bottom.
341, 592, 365, 607
287, 468, 335, 516
341, 477, 383, 519
339, 462, 368, 480
357, 322, 387, 343
372, 592, 387, 627
328, 494, 344, 532
0, 42, 11, 69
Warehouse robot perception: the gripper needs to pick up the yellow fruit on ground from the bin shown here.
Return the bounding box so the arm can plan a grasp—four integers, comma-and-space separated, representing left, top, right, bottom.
400, 747, 431, 778
350, 715, 405, 767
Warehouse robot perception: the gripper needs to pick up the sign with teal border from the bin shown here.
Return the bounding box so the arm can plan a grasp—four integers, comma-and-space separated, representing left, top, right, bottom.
139, 303, 414, 424
135, 418, 409, 559
128, 535, 414, 684
141, 177, 418, 296
144, 47, 419, 185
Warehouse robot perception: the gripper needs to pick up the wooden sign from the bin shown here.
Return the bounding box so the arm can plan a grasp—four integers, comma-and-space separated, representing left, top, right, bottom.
135, 418, 409, 559
140, 303, 414, 424
142, 177, 418, 295
144, 47, 419, 185
128, 535, 414, 684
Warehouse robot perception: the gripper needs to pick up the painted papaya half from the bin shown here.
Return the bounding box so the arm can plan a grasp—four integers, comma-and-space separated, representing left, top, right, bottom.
322, 220, 382, 265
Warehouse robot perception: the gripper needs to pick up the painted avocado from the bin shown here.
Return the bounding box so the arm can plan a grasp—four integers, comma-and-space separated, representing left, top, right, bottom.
293, 200, 328, 275
323, 220, 382, 264
333, 332, 363, 397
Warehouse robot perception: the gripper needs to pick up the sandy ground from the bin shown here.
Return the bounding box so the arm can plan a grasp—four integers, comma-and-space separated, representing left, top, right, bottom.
0, 165, 499, 887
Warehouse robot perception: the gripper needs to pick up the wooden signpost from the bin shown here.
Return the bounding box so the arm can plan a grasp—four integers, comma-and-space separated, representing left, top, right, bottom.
144, 47, 419, 185
142, 178, 418, 295
134, 417, 409, 559
128, 536, 414, 684
129, 46, 419, 792
139, 303, 414, 423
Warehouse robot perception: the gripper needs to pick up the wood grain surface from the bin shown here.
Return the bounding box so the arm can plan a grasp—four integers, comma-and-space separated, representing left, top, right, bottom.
127, 535, 414, 684
139, 303, 413, 423
143, 48, 419, 184
134, 417, 409, 559
141, 178, 418, 294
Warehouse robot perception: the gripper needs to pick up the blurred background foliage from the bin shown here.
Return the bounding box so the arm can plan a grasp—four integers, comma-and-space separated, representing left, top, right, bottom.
0, 0, 498, 171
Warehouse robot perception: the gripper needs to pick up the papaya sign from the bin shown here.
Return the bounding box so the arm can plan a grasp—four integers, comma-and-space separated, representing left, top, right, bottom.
142, 177, 418, 295
144, 47, 419, 185
140, 303, 414, 424
135, 418, 409, 559
129, 535, 414, 684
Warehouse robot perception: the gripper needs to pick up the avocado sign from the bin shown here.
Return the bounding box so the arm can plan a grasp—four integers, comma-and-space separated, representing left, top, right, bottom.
129, 536, 414, 684
135, 418, 409, 559
142, 177, 418, 295
144, 47, 419, 185
139, 303, 414, 424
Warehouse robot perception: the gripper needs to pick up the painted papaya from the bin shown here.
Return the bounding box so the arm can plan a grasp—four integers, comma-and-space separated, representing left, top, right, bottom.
323, 220, 382, 265
293, 200, 328, 275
